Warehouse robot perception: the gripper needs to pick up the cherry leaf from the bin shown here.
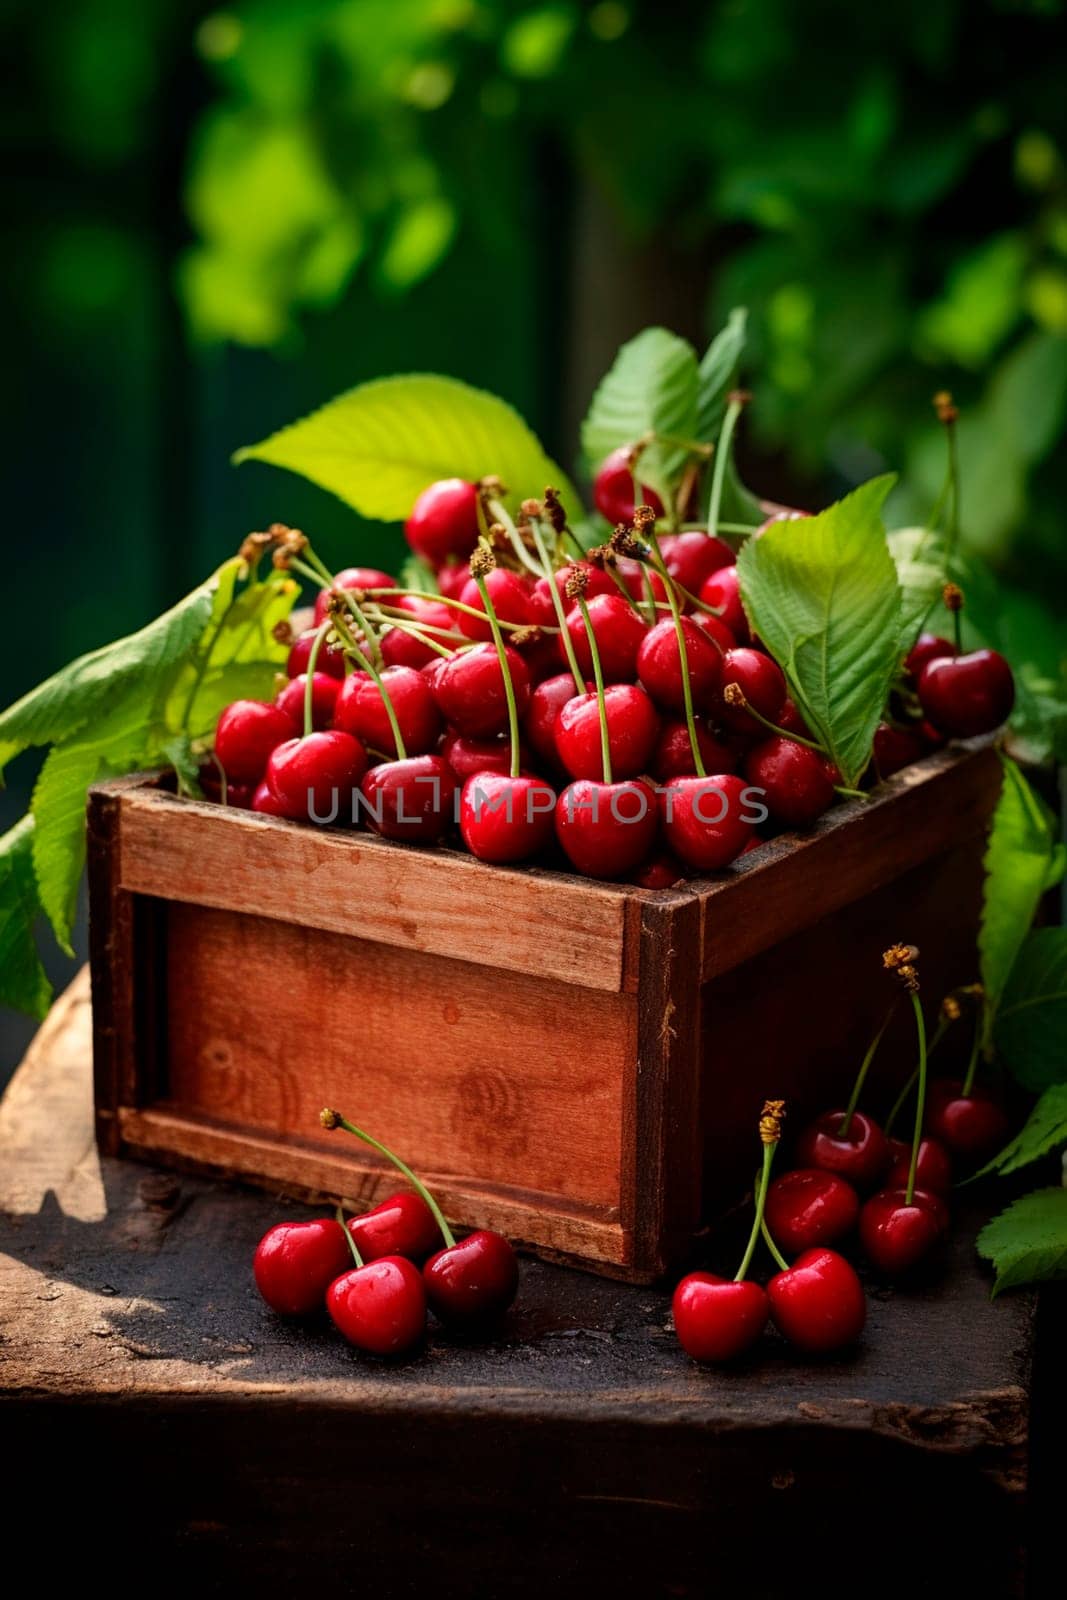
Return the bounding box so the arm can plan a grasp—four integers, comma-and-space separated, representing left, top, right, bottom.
977, 1186, 1067, 1296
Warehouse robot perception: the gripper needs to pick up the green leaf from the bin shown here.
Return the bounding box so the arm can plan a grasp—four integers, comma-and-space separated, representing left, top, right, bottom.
887, 524, 947, 656
235, 374, 580, 526
977, 1187, 1067, 1295
31, 743, 103, 957
0, 573, 218, 780
979, 754, 1062, 1036
972, 1083, 1067, 1180
581, 327, 699, 503
696, 307, 747, 442
736, 475, 901, 785
995, 928, 1067, 1091
0, 817, 51, 1021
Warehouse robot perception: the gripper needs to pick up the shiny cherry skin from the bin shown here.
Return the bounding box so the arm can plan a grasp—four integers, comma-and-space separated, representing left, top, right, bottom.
251, 780, 288, 816
327, 1256, 427, 1356
215, 700, 299, 784
690, 609, 736, 655
872, 722, 923, 779
554, 684, 660, 781
348, 1192, 442, 1263
777, 697, 810, 738
359, 754, 457, 841
265, 730, 368, 822
859, 1187, 949, 1275
905, 632, 956, 678
555, 778, 658, 879
381, 596, 456, 670
275, 671, 340, 731
459, 772, 555, 863
763, 1169, 860, 1256
405, 478, 481, 567
593, 445, 665, 526
658, 530, 736, 594
658, 773, 756, 871
530, 563, 615, 625
423, 1229, 519, 1323
918, 649, 1015, 738
313, 566, 398, 625
768, 1248, 866, 1353
286, 629, 347, 680
885, 1135, 952, 1195
513, 626, 564, 684
564, 593, 648, 683
458, 568, 536, 642
631, 850, 686, 888
716, 648, 787, 735
924, 1079, 1009, 1161
431, 643, 531, 738
636, 616, 723, 712
253, 1219, 352, 1316
652, 718, 735, 782
795, 1109, 889, 1192
744, 736, 835, 828
672, 1274, 768, 1362
698, 565, 749, 642
436, 560, 471, 600
524, 673, 590, 772
441, 731, 520, 781
334, 664, 442, 758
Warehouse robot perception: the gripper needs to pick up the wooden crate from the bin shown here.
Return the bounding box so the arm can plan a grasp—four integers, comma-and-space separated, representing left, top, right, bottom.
88, 742, 1000, 1281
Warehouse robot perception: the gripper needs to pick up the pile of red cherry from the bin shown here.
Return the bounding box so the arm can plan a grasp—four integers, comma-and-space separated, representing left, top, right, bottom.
253, 1111, 518, 1357
205, 451, 1015, 884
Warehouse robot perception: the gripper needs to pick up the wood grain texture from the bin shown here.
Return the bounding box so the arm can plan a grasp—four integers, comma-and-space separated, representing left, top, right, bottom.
1, 987, 1045, 1599
113, 782, 633, 992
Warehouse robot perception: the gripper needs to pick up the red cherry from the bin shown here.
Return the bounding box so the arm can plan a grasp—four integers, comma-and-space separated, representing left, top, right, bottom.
924, 1079, 1009, 1161
313, 567, 397, 626
698, 565, 748, 642
658, 530, 735, 594
690, 609, 736, 654
555, 778, 658, 879
405, 478, 480, 566
795, 1110, 889, 1191
672, 1274, 768, 1362
743, 736, 835, 828
763, 1169, 860, 1256
565, 593, 648, 683
592, 445, 665, 526
459, 772, 556, 863
530, 563, 615, 625
458, 569, 536, 642
917, 718, 946, 751
554, 684, 659, 781
636, 616, 723, 712
275, 672, 340, 731
215, 700, 299, 784
265, 730, 367, 822
872, 722, 923, 779
652, 718, 735, 782
767, 1248, 866, 1353
381, 596, 456, 670
251, 780, 287, 816
716, 648, 787, 735
198, 765, 254, 809
905, 632, 956, 678
631, 850, 686, 888
918, 649, 1015, 738
431, 643, 531, 738
347, 1192, 442, 1263
658, 773, 756, 871
523, 673, 590, 772
512, 626, 563, 684
436, 560, 471, 600
616, 557, 668, 605
777, 697, 810, 738
859, 1187, 949, 1275
326, 1256, 427, 1355
286, 629, 347, 680
253, 1219, 352, 1316
423, 1229, 519, 1323
334, 664, 442, 757
359, 754, 457, 842
441, 731, 518, 781
885, 1135, 952, 1195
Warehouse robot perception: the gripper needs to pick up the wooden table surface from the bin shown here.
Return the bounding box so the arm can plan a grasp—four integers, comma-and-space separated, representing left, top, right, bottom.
1, 972, 1058, 1598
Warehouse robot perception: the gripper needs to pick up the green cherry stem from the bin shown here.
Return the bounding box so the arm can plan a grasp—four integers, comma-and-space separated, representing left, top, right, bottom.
332, 614, 407, 760
734, 1100, 787, 1280
365, 588, 529, 630
760, 1217, 791, 1273
838, 1001, 897, 1138
905, 989, 928, 1207
883, 1012, 953, 1137
336, 1204, 364, 1269
960, 1001, 984, 1097
646, 534, 705, 779
473, 557, 522, 781
321, 1110, 455, 1249
485, 497, 544, 579
302, 620, 334, 738
721, 684, 827, 754
528, 516, 584, 693
706, 394, 746, 540
574, 590, 613, 785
